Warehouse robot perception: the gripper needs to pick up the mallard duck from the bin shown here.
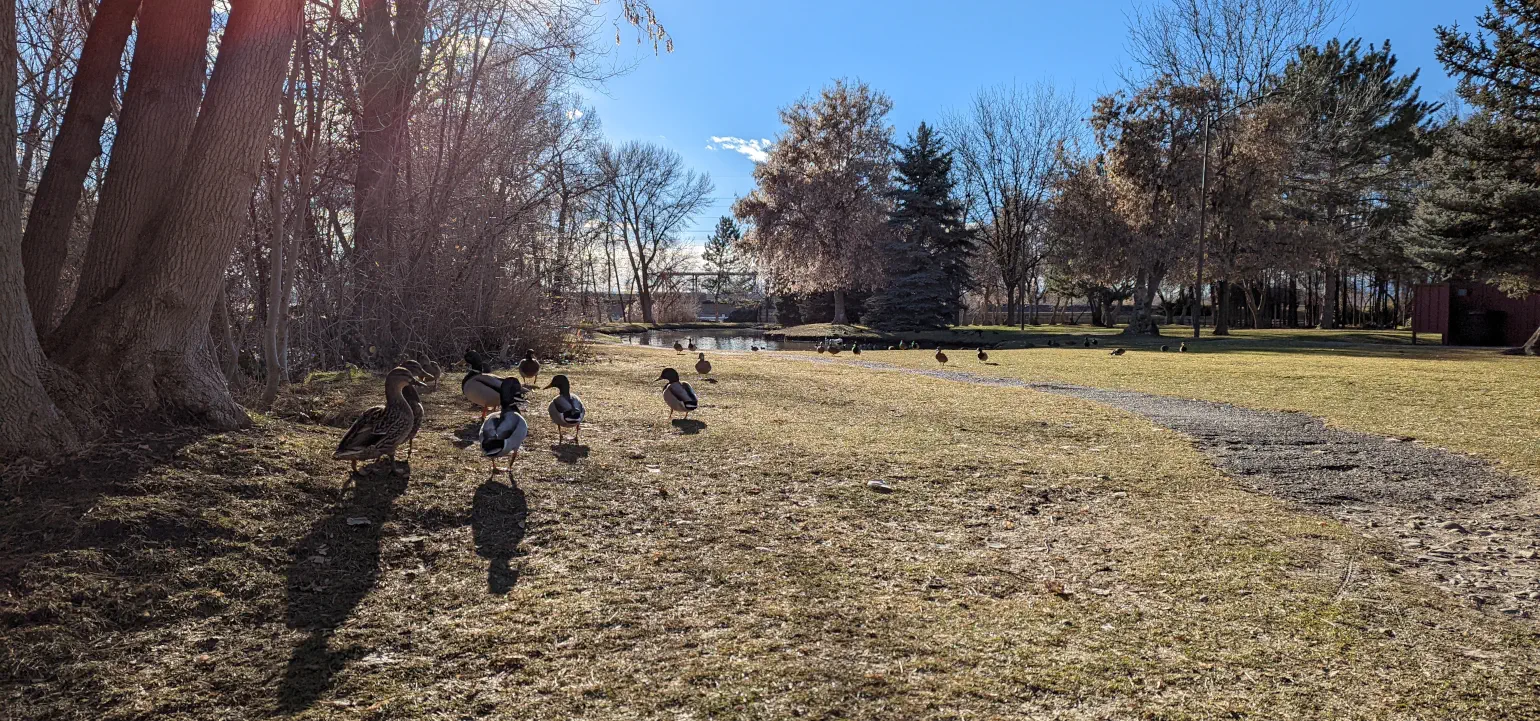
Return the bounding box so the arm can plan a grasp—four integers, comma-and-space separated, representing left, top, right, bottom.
1082, 338, 1091, 348
935, 349, 949, 366
1110, 348, 1126, 356
398, 360, 432, 458
976, 347, 988, 362
480, 380, 529, 473
544, 374, 585, 444
687, 338, 698, 352
462, 360, 509, 420
422, 360, 443, 391
673, 340, 684, 353
695, 352, 712, 376
852, 344, 861, 355
1091, 338, 1099, 346
828, 342, 842, 356
657, 367, 698, 419
815, 342, 827, 354
334, 367, 426, 473
518, 349, 541, 388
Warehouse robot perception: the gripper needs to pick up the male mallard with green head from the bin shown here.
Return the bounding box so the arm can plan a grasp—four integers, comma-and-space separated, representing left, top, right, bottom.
461, 351, 508, 420
657, 367, 698, 420
544, 374, 586, 444
480, 380, 529, 473
335, 367, 427, 473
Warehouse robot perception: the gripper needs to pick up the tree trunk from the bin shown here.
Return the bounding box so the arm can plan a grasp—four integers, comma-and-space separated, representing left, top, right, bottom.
19, 0, 141, 336
49, 0, 304, 428
1213, 279, 1231, 336
1122, 268, 1163, 336
0, 0, 80, 457
831, 289, 847, 325
261, 59, 299, 408
50, 0, 214, 346
1521, 323, 1540, 356
1319, 266, 1338, 329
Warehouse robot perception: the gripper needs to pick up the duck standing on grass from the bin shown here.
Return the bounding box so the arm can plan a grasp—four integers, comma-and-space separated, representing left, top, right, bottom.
544, 374, 585, 444
422, 360, 443, 391
334, 367, 427, 474
518, 349, 541, 388
977, 347, 988, 363
399, 360, 433, 459
461, 353, 506, 420
480, 380, 529, 473
935, 348, 949, 366
695, 352, 712, 376
687, 338, 698, 352
657, 368, 698, 420
674, 340, 684, 353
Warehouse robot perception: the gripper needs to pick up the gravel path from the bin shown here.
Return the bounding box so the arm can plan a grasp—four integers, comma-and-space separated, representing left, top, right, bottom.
796, 355, 1540, 619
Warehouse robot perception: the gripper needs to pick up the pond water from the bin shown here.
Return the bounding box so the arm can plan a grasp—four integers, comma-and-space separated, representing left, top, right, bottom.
616, 329, 821, 352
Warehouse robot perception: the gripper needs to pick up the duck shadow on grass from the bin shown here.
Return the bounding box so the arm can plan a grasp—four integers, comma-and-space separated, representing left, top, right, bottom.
472, 478, 528, 594
671, 419, 707, 435
279, 463, 409, 713
451, 419, 484, 449
549, 443, 590, 464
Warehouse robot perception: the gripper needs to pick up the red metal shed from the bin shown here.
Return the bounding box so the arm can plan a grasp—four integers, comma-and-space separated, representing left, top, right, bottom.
1413, 282, 1540, 346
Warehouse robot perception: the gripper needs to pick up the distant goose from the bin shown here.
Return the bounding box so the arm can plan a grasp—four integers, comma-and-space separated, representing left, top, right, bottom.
1179, 342, 1189, 352
1160, 345, 1170, 352
852, 344, 861, 355
1110, 348, 1126, 356
657, 367, 699, 420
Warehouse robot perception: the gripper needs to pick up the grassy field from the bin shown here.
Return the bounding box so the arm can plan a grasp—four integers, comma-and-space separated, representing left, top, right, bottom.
3, 346, 1538, 719
866, 335, 1540, 483
773, 322, 1441, 347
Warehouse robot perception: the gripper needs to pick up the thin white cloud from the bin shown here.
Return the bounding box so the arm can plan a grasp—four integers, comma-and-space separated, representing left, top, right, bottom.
708, 136, 773, 163
566, 108, 584, 120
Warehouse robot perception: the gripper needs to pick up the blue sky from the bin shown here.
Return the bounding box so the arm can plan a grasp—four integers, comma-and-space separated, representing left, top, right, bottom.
582, 0, 1491, 248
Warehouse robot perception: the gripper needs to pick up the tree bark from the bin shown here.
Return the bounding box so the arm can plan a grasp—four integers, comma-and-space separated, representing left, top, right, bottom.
19, 0, 142, 336
50, 0, 214, 346
49, 0, 304, 428
261, 59, 299, 408
831, 289, 847, 325
1319, 266, 1338, 329
1213, 279, 1231, 335
0, 0, 80, 457
1523, 323, 1539, 356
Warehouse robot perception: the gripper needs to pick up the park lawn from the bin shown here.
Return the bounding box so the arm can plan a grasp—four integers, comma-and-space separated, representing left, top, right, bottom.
870, 338, 1540, 482
775, 321, 1435, 348
3, 346, 1537, 719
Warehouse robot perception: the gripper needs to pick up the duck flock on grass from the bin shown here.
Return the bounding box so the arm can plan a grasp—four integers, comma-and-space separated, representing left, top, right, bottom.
334, 333, 1188, 483
334, 347, 700, 483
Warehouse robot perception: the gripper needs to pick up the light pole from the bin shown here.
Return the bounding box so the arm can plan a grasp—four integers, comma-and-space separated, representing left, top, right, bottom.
1193, 89, 1278, 339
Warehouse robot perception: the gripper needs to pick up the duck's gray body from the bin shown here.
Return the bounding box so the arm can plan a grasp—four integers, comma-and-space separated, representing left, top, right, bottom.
480, 408, 528, 459
548, 392, 585, 428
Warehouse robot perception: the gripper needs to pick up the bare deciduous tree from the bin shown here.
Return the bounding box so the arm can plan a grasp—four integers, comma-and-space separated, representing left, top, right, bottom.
947, 81, 1081, 326
598, 141, 713, 324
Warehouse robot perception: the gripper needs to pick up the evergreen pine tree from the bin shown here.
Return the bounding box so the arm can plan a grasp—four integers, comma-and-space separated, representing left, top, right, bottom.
1409, 0, 1540, 352
865, 123, 974, 331
702, 216, 744, 304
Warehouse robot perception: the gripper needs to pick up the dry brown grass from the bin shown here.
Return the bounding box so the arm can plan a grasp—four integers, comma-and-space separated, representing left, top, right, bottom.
3, 346, 1538, 719
874, 338, 1540, 482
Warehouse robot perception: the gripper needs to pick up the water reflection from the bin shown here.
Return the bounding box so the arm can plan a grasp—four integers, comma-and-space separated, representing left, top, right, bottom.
617, 329, 820, 352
